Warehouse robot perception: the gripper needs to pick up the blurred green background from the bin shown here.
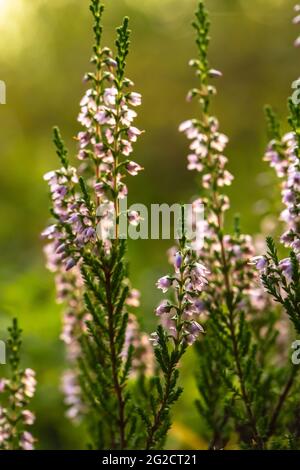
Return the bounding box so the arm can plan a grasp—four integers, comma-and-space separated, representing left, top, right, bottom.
0, 0, 298, 449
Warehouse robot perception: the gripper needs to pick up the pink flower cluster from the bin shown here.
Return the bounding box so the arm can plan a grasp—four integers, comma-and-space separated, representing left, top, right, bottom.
251, 129, 300, 284
294, 4, 300, 47
264, 132, 300, 253
179, 118, 233, 189
0, 369, 36, 450
42, 166, 95, 271
153, 249, 208, 346
76, 47, 143, 239
61, 370, 86, 423
179, 59, 267, 317
121, 314, 155, 377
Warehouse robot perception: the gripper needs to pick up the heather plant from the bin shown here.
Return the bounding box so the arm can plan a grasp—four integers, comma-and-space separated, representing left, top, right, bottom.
139, 210, 208, 449
179, 1, 300, 450
256, 104, 300, 335
42, 0, 150, 449
250, 5, 300, 337
0, 319, 36, 450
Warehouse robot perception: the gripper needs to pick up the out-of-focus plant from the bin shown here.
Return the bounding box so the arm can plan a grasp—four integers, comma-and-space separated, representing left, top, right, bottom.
255, 105, 300, 335
0, 319, 36, 450
180, 1, 299, 450
252, 5, 300, 336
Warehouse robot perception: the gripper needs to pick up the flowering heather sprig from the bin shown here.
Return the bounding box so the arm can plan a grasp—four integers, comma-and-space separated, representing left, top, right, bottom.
61, 370, 86, 423
180, 1, 296, 449
140, 211, 207, 449
154, 246, 207, 347
0, 319, 36, 450
43, 137, 89, 423
43, 1, 147, 449
254, 99, 300, 334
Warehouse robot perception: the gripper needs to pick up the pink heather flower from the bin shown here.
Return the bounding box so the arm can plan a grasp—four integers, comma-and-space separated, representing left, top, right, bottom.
20, 431, 35, 450
193, 262, 210, 277
294, 36, 300, 47
94, 182, 106, 196
156, 276, 173, 293
0, 379, 7, 393
43, 170, 57, 182
249, 288, 268, 311
22, 369, 37, 398
186, 89, 198, 102
22, 410, 35, 426
249, 256, 268, 271
128, 210, 142, 226
105, 57, 118, 68
155, 300, 172, 316
179, 120, 194, 133
128, 92, 142, 106
174, 252, 183, 270
188, 298, 206, 315
121, 139, 133, 156
95, 108, 115, 125
121, 108, 137, 126
187, 154, 203, 172
78, 149, 89, 160
103, 87, 118, 106
279, 258, 293, 280
218, 170, 234, 187
190, 138, 208, 157
293, 14, 300, 24
41, 224, 58, 239
127, 126, 142, 142
292, 239, 300, 252
167, 246, 177, 264
282, 189, 295, 205
77, 131, 90, 148
126, 161, 143, 176
126, 289, 141, 308
118, 182, 128, 199
281, 231, 295, 247
210, 133, 228, 152
288, 168, 300, 188
190, 263, 209, 291
185, 321, 204, 345
209, 68, 223, 78
65, 258, 77, 271
202, 174, 212, 188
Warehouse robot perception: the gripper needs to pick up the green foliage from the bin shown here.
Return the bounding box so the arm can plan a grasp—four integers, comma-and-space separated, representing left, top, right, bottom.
115, 17, 130, 83
53, 126, 69, 169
